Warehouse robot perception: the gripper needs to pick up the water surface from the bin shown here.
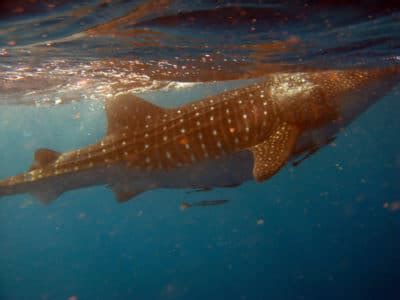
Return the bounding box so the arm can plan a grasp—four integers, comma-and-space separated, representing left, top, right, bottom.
0, 1, 399, 299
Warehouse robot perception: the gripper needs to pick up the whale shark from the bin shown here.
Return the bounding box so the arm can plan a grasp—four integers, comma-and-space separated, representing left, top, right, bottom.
0, 66, 399, 204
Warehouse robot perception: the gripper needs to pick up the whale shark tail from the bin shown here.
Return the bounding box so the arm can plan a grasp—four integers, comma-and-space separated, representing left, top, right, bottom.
0, 148, 63, 204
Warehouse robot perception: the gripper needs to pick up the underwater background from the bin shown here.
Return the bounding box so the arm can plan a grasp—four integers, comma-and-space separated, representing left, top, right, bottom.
0, 1, 399, 299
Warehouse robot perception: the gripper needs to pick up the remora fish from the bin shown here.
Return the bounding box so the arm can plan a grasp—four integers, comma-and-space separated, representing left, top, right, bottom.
0, 66, 399, 204
180, 199, 229, 210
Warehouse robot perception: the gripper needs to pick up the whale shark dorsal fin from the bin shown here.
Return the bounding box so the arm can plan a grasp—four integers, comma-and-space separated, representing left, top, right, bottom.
106, 93, 166, 135
250, 123, 299, 182
30, 148, 61, 171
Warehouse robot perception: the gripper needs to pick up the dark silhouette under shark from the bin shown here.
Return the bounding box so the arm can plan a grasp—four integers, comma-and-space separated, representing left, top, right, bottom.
0, 66, 399, 204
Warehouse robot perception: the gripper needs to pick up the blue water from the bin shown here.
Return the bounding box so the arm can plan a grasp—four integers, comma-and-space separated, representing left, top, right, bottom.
0, 1, 400, 299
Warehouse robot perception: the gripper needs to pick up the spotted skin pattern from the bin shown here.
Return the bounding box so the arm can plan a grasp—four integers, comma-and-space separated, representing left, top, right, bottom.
0, 66, 399, 203
19, 82, 280, 180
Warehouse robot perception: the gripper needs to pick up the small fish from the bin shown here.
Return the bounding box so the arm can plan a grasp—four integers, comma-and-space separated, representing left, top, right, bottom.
180, 199, 230, 210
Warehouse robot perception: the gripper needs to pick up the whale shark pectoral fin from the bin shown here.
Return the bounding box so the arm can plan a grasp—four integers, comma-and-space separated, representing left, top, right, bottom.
29, 148, 61, 171
105, 93, 166, 135
31, 190, 63, 205
108, 184, 146, 203
250, 123, 299, 182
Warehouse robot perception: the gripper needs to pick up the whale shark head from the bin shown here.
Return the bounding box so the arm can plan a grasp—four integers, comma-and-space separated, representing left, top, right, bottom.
264, 66, 399, 131
325, 65, 400, 126
272, 65, 400, 158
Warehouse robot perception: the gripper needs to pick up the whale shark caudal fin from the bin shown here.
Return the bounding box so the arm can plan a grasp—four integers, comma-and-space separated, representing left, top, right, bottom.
29, 148, 61, 171
105, 93, 166, 135
250, 122, 299, 182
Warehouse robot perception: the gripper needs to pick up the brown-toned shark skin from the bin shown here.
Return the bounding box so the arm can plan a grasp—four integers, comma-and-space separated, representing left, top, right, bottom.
0, 66, 399, 204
